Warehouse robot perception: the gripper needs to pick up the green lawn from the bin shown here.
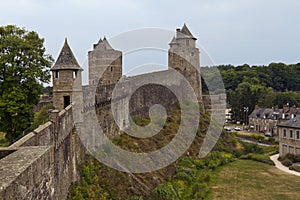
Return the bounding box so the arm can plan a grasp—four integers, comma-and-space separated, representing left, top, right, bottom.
208, 159, 300, 200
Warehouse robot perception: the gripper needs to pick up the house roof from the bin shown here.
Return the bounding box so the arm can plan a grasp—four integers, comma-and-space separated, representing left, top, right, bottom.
278, 116, 300, 128
51, 38, 82, 71
249, 107, 300, 120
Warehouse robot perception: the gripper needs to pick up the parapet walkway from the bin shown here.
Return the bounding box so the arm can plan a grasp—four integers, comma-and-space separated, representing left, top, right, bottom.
270, 154, 300, 177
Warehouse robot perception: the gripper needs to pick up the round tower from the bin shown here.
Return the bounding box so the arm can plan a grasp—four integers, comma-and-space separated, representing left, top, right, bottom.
51, 38, 83, 111
168, 24, 202, 102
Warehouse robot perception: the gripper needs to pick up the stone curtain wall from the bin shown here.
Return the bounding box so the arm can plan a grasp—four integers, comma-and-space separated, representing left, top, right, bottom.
0, 105, 85, 200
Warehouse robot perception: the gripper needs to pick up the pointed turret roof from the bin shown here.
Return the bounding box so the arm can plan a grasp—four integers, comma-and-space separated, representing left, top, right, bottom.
51, 38, 82, 71
178, 23, 196, 40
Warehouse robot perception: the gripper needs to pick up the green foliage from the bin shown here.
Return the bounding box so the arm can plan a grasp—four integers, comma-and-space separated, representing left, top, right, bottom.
68, 161, 109, 200
0, 25, 53, 142
32, 104, 53, 128
152, 182, 179, 200
251, 133, 265, 140
126, 196, 144, 200
289, 165, 300, 172
279, 154, 300, 167
240, 141, 264, 154
202, 63, 300, 121
240, 153, 274, 165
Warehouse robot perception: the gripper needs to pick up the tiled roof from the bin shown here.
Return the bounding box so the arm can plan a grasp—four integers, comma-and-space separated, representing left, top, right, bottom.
249, 107, 300, 120
278, 116, 300, 128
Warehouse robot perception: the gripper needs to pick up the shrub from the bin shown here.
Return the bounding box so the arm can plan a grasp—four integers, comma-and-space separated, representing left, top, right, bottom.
191, 182, 209, 199
194, 159, 205, 169
281, 158, 293, 167
178, 157, 195, 168
126, 196, 144, 200
241, 154, 274, 165
289, 165, 300, 172
152, 182, 179, 200
251, 134, 265, 140
241, 142, 264, 154
176, 171, 193, 183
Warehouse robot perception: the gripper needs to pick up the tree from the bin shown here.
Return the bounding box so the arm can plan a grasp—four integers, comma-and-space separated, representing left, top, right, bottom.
0, 25, 53, 142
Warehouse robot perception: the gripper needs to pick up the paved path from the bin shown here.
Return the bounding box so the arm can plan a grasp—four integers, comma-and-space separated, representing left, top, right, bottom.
270, 154, 300, 177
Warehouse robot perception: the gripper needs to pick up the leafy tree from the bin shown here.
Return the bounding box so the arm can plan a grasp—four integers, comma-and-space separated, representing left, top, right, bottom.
0, 25, 53, 142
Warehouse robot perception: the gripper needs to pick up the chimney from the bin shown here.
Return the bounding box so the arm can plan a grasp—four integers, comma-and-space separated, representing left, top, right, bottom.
283, 104, 290, 113
176, 28, 180, 38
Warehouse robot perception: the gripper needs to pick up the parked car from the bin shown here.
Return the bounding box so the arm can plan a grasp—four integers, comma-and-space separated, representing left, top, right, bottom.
265, 132, 272, 137
224, 127, 231, 131
234, 127, 241, 131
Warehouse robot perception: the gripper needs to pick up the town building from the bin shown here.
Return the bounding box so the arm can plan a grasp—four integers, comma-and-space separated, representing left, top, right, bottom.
248, 105, 300, 135
278, 115, 300, 157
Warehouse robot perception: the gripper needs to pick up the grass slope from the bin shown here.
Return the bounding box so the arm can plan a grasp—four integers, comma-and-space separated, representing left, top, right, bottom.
208, 159, 300, 200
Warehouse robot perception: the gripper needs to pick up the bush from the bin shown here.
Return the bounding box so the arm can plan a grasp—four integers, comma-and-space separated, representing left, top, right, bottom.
281, 158, 293, 167
251, 133, 265, 140
279, 154, 298, 166
178, 157, 195, 168
241, 153, 274, 165
191, 182, 209, 199
289, 165, 300, 172
194, 159, 204, 169
152, 182, 179, 200
176, 171, 193, 183
241, 142, 264, 154
126, 196, 144, 200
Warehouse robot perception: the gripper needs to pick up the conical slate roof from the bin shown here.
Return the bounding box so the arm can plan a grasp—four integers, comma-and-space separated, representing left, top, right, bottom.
51, 38, 82, 71
178, 23, 196, 40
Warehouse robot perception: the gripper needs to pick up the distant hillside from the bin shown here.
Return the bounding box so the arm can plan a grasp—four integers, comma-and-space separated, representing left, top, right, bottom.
202, 63, 300, 122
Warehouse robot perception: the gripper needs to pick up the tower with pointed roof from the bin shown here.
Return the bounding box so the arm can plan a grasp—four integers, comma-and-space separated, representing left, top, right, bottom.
168, 24, 202, 102
51, 38, 83, 110
88, 37, 122, 86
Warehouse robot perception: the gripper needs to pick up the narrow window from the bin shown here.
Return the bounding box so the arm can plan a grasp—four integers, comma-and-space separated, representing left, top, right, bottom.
290, 130, 293, 139
296, 131, 300, 140
283, 129, 287, 137
73, 71, 77, 79
111, 66, 113, 72
55, 71, 59, 78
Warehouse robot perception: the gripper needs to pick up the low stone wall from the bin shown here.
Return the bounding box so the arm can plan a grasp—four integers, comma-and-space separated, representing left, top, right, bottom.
0, 146, 54, 200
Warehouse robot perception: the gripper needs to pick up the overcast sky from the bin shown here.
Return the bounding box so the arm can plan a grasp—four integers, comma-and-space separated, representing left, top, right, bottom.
1, 0, 300, 83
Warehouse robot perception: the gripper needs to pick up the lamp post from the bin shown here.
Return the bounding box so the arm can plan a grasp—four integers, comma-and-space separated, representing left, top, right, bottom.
243, 106, 249, 125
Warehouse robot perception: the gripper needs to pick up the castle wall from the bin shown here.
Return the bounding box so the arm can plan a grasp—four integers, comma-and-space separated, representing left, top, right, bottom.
0, 105, 85, 200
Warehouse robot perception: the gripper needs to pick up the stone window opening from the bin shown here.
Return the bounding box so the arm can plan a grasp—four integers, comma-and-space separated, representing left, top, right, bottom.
55, 71, 59, 78
73, 71, 77, 79
283, 129, 287, 137
290, 130, 294, 139
111, 66, 113, 72
296, 131, 300, 140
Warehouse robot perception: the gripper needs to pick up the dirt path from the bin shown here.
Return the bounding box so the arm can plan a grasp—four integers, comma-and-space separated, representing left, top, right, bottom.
270, 154, 300, 177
